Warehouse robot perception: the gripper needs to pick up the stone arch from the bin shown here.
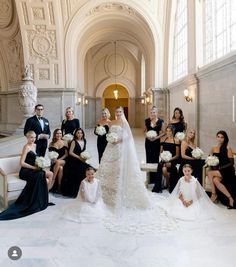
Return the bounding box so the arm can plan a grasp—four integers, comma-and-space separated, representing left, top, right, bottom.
96, 77, 135, 98
65, 1, 163, 91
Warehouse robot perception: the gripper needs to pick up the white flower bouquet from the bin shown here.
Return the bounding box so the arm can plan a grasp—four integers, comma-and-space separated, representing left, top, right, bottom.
106, 132, 119, 144
175, 132, 185, 141
95, 125, 106, 136
48, 151, 59, 160
80, 151, 91, 160
35, 157, 51, 169
146, 130, 157, 139
160, 151, 172, 162
191, 147, 204, 159
205, 156, 219, 166
62, 134, 73, 142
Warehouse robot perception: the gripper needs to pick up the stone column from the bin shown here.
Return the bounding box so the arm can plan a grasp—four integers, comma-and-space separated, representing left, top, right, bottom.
152, 88, 169, 123
15, 65, 37, 134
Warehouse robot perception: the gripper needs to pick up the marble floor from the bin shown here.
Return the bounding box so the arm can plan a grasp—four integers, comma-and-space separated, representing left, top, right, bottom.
1, 129, 236, 267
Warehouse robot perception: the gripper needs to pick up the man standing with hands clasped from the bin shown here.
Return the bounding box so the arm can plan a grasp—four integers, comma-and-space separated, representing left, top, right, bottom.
24, 104, 51, 156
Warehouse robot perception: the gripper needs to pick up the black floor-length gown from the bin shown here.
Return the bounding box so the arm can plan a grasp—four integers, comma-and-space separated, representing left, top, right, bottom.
94, 124, 109, 163
48, 146, 68, 192
213, 151, 236, 207
170, 121, 185, 135
0, 151, 49, 220
61, 118, 80, 135
61, 141, 90, 198
152, 139, 179, 193
178, 146, 205, 184
145, 117, 164, 183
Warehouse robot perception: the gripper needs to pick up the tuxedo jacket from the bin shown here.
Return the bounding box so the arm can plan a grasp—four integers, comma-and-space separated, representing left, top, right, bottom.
24, 115, 51, 142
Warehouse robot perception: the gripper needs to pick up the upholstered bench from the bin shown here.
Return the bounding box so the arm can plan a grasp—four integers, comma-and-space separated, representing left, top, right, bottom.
140, 163, 158, 187
0, 155, 26, 208
202, 154, 236, 192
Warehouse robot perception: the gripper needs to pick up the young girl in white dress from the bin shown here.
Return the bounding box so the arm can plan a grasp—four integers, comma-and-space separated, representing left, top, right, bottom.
64, 167, 107, 223
161, 164, 222, 221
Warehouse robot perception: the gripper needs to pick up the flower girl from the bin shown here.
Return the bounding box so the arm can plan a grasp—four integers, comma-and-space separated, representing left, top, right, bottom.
64, 167, 108, 223
160, 164, 222, 221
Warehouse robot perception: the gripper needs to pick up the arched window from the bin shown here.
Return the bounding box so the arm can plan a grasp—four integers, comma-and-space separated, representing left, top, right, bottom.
172, 0, 188, 81
203, 0, 236, 64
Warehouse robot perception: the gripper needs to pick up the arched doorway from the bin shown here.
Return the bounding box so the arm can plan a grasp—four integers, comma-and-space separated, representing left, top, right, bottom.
103, 84, 129, 121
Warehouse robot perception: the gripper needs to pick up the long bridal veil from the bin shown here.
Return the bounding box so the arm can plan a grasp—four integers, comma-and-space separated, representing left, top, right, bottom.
103, 113, 179, 234
115, 113, 151, 212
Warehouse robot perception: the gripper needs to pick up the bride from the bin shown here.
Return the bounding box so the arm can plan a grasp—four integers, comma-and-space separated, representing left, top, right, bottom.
95, 106, 151, 212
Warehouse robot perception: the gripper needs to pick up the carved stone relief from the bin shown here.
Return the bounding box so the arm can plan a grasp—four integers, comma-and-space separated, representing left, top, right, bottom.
86, 3, 136, 16
27, 25, 57, 64
39, 68, 50, 80
0, 0, 13, 29
32, 7, 45, 20
5, 31, 24, 83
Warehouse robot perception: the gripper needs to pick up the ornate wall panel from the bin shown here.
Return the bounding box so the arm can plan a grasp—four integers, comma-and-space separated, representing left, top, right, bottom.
15, 0, 64, 88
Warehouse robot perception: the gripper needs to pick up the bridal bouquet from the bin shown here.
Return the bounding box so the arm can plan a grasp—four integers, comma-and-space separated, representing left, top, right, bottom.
106, 132, 119, 144
35, 156, 51, 169
95, 125, 106, 136
146, 130, 157, 139
62, 134, 73, 142
205, 156, 219, 166
80, 151, 91, 160
160, 151, 172, 162
175, 132, 185, 141
191, 147, 204, 159
48, 151, 59, 160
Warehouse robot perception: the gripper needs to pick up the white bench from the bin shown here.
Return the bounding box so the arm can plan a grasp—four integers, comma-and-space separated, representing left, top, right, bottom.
0, 155, 26, 208
140, 163, 158, 187
202, 154, 236, 192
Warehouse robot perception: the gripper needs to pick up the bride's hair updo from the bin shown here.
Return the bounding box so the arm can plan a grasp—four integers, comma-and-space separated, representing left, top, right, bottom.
115, 106, 124, 112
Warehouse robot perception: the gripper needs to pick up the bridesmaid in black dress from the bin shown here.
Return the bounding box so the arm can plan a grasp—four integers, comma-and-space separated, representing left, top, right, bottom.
94, 108, 111, 163
178, 129, 205, 184
61, 128, 90, 198
48, 129, 68, 193
144, 106, 165, 183
207, 130, 236, 208
0, 131, 53, 220
61, 107, 80, 136
169, 107, 187, 135
152, 125, 180, 193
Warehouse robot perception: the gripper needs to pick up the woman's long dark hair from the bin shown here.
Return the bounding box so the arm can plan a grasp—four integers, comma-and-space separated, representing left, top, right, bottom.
217, 130, 229, 155
172, 107, 184, 123
50, 128, 62, 145
74, 128, 85, 141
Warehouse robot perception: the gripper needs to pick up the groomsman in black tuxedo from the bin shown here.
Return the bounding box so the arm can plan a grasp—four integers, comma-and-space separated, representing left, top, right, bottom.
24, 104, 51, 156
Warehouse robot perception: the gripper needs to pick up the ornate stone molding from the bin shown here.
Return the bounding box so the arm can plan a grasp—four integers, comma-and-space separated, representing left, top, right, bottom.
0, 0, 13, 29
27, 25, 57, 64
86, 3, 136, 16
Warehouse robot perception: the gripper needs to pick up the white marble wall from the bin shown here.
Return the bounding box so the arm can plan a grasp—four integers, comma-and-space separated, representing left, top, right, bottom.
168, 55, 236, 153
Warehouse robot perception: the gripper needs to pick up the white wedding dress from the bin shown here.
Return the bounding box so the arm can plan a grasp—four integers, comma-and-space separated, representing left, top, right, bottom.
94, 115, 178, 234
64, 178, 108, 223
158, 176, 229, 221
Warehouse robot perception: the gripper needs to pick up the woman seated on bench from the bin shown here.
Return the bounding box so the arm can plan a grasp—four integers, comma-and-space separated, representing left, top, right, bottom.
0, 131, 53, 220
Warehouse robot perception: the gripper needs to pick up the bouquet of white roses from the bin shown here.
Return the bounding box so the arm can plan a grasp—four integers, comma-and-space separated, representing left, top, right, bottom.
160, 151, 172, 162
106, 132, 119, 144
62, 134, 73, 142
48, 151, 59, 160
35, 157, 51, 169
191, 147, 204, 159
80, 151, 91, 160
95, 125, 106, 136
146, 130, 157, 139
205, 156, 219, 166
175, 132, 185, 141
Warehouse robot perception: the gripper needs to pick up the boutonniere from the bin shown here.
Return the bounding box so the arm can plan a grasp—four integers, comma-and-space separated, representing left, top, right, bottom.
45, 122, 49, 126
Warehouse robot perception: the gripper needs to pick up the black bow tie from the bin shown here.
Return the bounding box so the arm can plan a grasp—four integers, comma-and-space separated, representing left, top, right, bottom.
38, 117, 42, 120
